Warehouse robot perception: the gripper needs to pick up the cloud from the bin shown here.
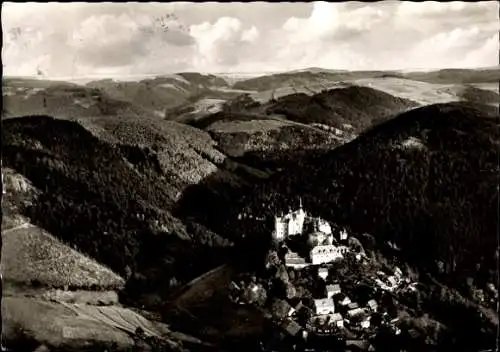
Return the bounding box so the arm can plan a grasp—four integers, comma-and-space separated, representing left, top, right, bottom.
241, 26, 259, 43
189, 17, 261, 71
2, 2, 498, 77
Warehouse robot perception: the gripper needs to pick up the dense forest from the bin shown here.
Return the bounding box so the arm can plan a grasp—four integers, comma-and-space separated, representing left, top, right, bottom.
264, 86, 419, 131
2, 115, 232, 297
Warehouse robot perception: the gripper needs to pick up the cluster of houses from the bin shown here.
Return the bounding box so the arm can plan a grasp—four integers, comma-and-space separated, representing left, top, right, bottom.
231, 202, 410, 347
272, 204, 404, 338
308, 269, 378, 333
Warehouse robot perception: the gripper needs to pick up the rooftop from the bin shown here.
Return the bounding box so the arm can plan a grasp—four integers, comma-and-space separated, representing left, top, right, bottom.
326, 284, 341, 292
314, 298, 334, 309
330, 313, 343, 322
282, 319, 302, 336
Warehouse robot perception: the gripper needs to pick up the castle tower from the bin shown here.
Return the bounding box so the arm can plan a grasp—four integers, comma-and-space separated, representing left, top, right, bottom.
273, 215, 287, 241
287, 198, 306, 236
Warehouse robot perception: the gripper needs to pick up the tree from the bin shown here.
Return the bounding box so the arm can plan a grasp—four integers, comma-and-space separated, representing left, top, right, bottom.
255, 286, 268, 307
276, 264, 289, 283
285, 282, 297, 299
266, 249, 280, 268
271, 298, 291, 321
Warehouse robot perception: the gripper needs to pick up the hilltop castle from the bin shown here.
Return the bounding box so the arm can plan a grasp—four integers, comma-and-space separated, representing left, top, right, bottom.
273, 198, 307, 240
273, 199, 349, 266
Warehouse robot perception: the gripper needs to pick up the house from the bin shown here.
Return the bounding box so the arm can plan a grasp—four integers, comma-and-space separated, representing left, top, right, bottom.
318, 267, 329, 280
316, 218, 332, 235
285, 251, 308, 268
347, 307, 366, 319
337, 294, 351, 306
326, 284, 341, 298
329, 313, 344, 328
387, 276, 398, 287
308, 231, 330, 247
360, 316, 371, 329
314, 298, 335, 316
367, 299, 378, 312
347, 302, 359, 310
282, 319, 302, 337
310, 245, 347, 265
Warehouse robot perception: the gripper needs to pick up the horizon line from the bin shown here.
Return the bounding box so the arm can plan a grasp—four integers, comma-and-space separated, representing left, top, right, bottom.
3, 65, 499, 82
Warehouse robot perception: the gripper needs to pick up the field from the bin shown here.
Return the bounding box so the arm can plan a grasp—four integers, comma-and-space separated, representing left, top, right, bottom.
1, 224, 124, 290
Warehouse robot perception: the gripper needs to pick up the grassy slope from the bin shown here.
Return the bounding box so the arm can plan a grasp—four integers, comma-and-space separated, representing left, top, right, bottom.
2, 224, 125, 290
402, 68, 500, 84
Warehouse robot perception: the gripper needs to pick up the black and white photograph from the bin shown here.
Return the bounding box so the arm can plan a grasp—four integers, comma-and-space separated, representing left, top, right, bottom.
1, 2, 499, 351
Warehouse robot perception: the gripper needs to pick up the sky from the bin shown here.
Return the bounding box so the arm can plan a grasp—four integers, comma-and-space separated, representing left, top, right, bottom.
2, 1, 499, 78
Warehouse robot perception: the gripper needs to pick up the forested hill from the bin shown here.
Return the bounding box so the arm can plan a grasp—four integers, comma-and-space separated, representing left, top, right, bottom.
265, 86, 419, 131
1, 115, 234, 295
231, 102, 499, 283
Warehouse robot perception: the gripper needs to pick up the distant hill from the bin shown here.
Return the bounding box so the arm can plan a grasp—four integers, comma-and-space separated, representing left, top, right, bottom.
86, 72, 235, 115
2, 80, 153, 119
232, 70, 394, 92
402, 67, 500, 84
456, 85, 499, 105
232, 68, 500, 92
264, 86, 420, 131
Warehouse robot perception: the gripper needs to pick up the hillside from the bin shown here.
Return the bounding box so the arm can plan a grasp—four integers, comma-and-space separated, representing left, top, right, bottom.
264, 86, 419, 131
175, 101, 499, 283
1, 115, 239, 305
86, 72, 237, 117
3, 73, 238, 122
2, 80, 153, 120
456, 85, 499, 105
230, 68, 500, 95
227, 102, 498, 278
232, 70, 397, 92
2, 223, 125, 291
403, 67, 500, 84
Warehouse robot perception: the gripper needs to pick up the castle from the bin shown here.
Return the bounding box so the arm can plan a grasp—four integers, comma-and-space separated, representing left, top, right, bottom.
273, 198, 307, 241
274, 199, 349, 266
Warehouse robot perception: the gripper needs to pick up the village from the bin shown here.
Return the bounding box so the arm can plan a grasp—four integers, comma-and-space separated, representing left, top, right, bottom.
229, 200, 420, 351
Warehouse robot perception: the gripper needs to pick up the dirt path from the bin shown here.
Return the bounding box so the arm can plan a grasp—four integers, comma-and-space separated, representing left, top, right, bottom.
2, 221, 32, 234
